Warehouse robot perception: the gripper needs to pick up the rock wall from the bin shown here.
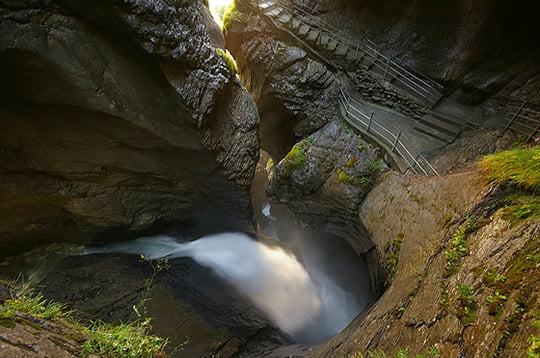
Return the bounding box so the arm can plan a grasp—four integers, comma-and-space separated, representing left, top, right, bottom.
298, 0, 540, 104
311, 162, 539, 357
0, 0, 259, 257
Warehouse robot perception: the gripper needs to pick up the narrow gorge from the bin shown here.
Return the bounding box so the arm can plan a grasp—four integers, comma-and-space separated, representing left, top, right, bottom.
0, 0, 539, 357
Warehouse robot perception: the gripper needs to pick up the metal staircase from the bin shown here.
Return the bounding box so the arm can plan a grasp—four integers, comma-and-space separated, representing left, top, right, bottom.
239, 0, 447, 175
247, 0, 444, 107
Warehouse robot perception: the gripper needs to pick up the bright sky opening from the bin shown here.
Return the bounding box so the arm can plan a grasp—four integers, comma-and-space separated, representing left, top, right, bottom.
208, 0, 235, 27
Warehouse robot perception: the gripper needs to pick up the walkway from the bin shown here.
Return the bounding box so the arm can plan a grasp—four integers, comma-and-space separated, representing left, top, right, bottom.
241, 0, 537, 175
249, 0, 443, 106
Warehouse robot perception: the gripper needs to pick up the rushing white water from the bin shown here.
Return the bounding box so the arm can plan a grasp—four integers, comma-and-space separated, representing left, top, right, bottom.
87, 232, 365, 342
88, 233, 324, 339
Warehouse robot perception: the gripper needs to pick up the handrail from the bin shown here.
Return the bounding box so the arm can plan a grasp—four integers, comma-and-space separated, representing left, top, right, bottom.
502, 101, 540, 142
250, 0, 443, 106
240, 0, 440, 176
339, 86, 439, 176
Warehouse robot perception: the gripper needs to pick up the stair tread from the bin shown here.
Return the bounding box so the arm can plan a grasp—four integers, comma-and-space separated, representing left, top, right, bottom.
266, 8, 283, 17
429, 111, 467, 128
419, 115, 461, 137
258, 1, 277, 9
414, 123, 455, 143
277, 13, 293, 23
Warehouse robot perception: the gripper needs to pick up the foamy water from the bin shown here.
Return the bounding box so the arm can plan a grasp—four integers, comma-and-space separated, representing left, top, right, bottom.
88, 232, 361, 342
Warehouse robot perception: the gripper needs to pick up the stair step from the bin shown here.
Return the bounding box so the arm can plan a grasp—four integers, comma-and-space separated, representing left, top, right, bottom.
277, 13, 292, 24
265, 7, 283, 17
334, 44, 349, 56
429, 111, 465, 129
258, 0, 278, 10
419, 114, 462, 137
318, 34, 330, 46
414, 123, 455, 144
297, 24, 310, 37
290, 18, 301, 30
306, 29, 319, 41
326, 39, 338, 51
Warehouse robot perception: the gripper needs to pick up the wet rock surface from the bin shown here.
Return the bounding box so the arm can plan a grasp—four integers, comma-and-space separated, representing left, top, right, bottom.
310, 169, 540, 357
40, 253, 291, 357
295, 0, 540, 104
0, 0, 259, 256
267, 121, 384, 254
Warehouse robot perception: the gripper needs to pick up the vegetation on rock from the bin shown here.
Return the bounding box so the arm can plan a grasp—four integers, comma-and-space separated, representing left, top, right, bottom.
349, 346, 440, 357
337, 169, 372, 187
0, 283, 169, 358
383, 231, 404, 283
480, 146, 540, 224
281, 139, 313, 178
222, 0, 240, 30
216, 48, 238, 76
444, 216, 477, 277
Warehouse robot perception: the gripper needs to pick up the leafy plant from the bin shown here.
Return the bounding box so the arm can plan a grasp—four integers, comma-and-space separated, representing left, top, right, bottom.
454, 282, 477, 326
444, 217, 477, 276
370, 159, 384, 172
486, 291, 508, 316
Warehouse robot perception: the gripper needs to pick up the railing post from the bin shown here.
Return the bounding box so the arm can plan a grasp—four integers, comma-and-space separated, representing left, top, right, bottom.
367, 112, 374, 132
391, 131, 401, 152
502, 101, 526, 135
383, 56, 391, 81
526, 123, 540, 142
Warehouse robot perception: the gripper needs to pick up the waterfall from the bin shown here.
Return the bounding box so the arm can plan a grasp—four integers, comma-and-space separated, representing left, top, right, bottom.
87, 232, 362, 342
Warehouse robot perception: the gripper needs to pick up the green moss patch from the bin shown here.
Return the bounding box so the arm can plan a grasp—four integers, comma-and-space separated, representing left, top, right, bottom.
281, 139, 313, 178
480, 146, 540, 191
337, 169, 372, 187
444, 217, 477, 277
222, 0, 240, 30
384, 231, 404, 283
480, 146, 540, 225
215, 48, 238, 76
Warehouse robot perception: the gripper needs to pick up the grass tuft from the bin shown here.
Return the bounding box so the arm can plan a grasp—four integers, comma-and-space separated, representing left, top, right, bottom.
479, 146, 540, 192
0, 282, 169, 358
82, 318, 167, 358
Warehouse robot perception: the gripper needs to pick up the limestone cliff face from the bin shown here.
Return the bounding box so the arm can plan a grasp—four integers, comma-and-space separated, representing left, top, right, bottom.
0, 0, 259, 257
312, 161, 539, 357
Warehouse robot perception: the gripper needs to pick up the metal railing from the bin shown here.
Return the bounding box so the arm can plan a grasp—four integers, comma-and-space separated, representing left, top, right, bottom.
249, 0, 443, 106
502, 101, 540, 142
339, 87, 439, 176
240, 0, 440, 176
